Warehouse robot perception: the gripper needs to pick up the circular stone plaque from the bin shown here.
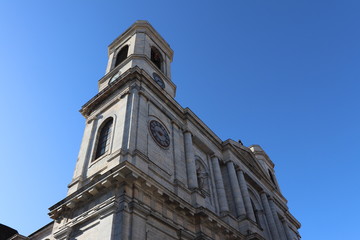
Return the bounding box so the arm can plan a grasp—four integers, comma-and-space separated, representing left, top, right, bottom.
149, 120, 170, 148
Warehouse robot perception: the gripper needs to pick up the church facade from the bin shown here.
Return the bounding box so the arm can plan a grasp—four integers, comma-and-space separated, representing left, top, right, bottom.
27, 21, 300, 240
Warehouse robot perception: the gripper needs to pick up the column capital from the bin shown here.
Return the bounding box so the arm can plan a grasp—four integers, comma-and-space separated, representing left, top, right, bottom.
218, 158, 226, 165
267, 196, 275, 202
211, 153, 230, 213
183, 129, 193, 136
237, 168, 244, 174
259, 191, 269, 197
224, 159, 233, 165
237, 167, 256, 222
226, 160, 246, 217
129, 82, 140, 92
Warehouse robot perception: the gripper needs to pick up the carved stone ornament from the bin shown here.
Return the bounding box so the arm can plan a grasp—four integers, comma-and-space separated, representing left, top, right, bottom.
196, 160, 209, 191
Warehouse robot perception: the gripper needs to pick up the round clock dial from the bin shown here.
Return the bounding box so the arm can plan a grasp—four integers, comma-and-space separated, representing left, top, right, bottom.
149, 120, 170, 148
152, 72, 165, 89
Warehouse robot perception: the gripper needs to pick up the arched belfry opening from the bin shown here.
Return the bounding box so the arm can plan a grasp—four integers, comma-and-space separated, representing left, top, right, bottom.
151, 46, 163, 71
114, 45, 129, 67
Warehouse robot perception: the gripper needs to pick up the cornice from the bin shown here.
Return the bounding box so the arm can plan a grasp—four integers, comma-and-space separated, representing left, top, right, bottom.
272, 195, 289, 213
183, 108, 223, 149
49, 160, 248, 240
28, 221, 54, 238
98, 54, 176, 89
284, 210, 301, 229
84, 65, 232, 157
8, 235, 28, 240
223, 141, 289, 204
49, 162, 128, 211
80, 67, 142, 117
222, 142, 266, 182
249, 144, 275, 168
97, 57, 129, 86
108, 20, 173, 61
86, 66, 182, 120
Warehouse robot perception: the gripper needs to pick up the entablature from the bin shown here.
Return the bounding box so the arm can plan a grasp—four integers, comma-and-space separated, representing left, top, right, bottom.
108, 20, 173, 61
49, 161, 252, 240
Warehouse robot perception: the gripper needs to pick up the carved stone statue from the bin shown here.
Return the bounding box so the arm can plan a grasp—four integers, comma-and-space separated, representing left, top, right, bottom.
196, 161, 208, 190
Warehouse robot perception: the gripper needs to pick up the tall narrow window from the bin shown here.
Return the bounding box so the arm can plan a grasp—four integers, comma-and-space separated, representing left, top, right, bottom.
151, 47, 163, 70
94, 118, 113, 160
114, 45, 128, 67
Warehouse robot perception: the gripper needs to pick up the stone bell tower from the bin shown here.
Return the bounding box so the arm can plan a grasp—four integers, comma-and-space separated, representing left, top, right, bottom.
65, 20, 177, 197
40, 21, 301, 240
102, 20, 175, 97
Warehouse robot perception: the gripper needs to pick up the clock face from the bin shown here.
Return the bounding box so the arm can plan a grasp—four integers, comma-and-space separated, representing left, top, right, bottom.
152, 72, 165, 89
149, 120, 170, 148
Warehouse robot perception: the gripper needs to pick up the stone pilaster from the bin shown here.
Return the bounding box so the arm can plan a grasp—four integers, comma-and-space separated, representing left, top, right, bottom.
183, 131, 198, 189
77, 119, 97, 191
226, 161, 246, 218
260, 192, 280, 240
122, 84, 140, 152
237, 170, 256, 222
211, 155, 229, 214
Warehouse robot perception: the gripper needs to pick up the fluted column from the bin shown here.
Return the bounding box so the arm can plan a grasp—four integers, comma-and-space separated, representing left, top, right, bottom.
211, 156, 229, 214
226, 161, 246, 218
184, 131, 198, 189
260, 192, 280, 240
237, 170, 256, 222
269, 198, 287, 240
281, 218, 291, 240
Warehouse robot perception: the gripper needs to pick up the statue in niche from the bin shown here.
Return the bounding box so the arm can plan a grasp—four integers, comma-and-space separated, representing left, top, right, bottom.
196, 160, 208, 191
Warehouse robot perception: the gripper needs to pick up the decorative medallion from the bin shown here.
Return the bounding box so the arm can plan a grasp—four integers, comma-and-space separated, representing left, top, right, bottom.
149, 120, 170, 148
152, 72, 165, 89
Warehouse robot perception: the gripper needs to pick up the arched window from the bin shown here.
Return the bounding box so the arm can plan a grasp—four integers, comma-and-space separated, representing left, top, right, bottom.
114, 46, 128, 67
151, 46, 163, 70
248, 188, 267, 229
94, 118, 113, 160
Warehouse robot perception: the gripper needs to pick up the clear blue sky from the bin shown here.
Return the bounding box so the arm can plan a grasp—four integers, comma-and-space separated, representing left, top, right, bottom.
1, 1, 359, 239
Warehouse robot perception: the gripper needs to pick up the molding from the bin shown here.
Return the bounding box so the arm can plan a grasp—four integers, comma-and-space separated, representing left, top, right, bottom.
108, 21, 173, 61
53, 226, 72, 240
82, 66, 226, 156
222, 141, 283, 198
183, 108, 223, 150
99, 54, 176, 90
49, 161, 258, 240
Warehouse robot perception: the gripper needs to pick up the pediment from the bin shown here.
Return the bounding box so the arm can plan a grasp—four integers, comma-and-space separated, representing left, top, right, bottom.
223, 140, 273, 187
